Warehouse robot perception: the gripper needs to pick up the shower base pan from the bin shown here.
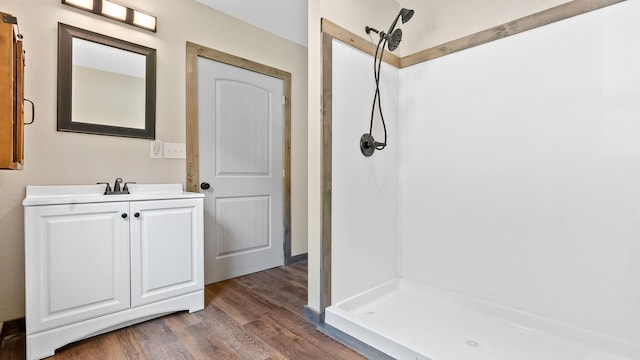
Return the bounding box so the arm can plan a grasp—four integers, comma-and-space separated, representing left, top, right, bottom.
325, 279, 638, 360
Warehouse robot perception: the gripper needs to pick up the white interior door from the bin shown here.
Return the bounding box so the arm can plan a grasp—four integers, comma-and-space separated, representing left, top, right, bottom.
198, 57, 284, 284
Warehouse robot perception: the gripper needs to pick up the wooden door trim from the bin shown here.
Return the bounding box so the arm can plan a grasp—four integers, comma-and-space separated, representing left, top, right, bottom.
320, 32, 333, 317
317, 0, 625, 319
185, 42, 293, 264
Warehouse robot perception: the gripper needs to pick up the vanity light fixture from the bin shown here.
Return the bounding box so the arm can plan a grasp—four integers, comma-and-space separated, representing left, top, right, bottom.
101, 0, 127, 21
61, 0, 157, 32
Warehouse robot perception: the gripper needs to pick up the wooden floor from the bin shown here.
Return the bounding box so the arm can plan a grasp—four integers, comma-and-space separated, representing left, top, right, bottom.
0, 261, 365, 360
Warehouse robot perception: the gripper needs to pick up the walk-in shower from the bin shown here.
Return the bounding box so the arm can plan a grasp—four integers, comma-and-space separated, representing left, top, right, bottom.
327, 1, 640, 359
360, 8, 414, 157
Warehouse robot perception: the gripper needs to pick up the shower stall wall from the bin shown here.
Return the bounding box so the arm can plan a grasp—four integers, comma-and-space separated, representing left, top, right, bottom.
330, 39, 399, 305
325, 1, 640, 359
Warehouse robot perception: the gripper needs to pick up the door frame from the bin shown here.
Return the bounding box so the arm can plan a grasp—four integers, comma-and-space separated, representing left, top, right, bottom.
185, 42, 293, 265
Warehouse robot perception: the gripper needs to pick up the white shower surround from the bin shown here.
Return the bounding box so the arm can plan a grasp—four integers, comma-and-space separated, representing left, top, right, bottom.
327, 1, 640, 359
330, 39, 399, 305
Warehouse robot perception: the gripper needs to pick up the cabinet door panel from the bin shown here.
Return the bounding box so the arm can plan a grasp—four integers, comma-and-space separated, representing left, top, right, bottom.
25, 202, 130, 333
130, 199, 203, 307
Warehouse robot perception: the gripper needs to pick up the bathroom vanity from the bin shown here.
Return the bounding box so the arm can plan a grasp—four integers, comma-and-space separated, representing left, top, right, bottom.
23, 184, 204, 360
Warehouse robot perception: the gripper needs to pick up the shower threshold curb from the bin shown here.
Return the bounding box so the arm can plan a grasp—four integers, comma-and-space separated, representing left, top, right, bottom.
318, 322, 396, 360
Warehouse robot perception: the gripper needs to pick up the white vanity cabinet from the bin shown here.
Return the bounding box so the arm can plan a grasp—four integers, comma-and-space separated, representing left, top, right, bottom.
23, 184, 204, 360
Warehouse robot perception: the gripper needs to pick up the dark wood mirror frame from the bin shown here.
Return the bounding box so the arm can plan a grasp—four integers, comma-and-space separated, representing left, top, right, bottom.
57, 23, 156, 139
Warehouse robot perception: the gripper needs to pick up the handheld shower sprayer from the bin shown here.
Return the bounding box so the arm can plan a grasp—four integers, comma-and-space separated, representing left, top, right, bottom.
361, 8, 414, 157
365, 26, 404, 52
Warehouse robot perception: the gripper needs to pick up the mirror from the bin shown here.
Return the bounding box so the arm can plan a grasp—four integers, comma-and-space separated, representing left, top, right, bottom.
57, 23, 156, 139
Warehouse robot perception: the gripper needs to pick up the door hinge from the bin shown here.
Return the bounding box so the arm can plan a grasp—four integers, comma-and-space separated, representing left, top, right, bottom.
283, 95, 286, 105
2, 14, 17, 25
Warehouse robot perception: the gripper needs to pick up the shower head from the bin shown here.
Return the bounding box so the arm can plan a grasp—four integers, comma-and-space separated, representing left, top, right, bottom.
387, 8, 414, 35
365, 8, 414, 52
365, 26, 403, 52
400, 8, 414, 24
387, 28, 402, 51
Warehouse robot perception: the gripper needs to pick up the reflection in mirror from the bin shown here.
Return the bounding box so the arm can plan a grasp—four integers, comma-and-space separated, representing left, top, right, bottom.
58, 23, 156, 139
72, 38, 146, 129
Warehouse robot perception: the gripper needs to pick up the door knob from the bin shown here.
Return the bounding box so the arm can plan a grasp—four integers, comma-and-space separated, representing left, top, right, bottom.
121, 213, 128, 219
200, 182, 211, 190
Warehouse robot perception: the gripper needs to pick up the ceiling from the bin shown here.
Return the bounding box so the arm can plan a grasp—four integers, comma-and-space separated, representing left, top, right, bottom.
194, 0, 308, 47
192, 0, 574, 53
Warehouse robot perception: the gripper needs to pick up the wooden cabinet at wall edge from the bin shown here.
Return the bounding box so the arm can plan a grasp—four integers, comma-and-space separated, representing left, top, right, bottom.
0, 11, 25, 170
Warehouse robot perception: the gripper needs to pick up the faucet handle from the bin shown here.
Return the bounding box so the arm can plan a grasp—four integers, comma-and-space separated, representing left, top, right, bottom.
123, 182, 136, 194
97, 182, 112, 195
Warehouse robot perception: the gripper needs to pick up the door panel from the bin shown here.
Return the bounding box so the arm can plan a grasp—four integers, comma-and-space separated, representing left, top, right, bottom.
215, 195, 270, 256
216, 80, 271, 176
198, 57, 284, 284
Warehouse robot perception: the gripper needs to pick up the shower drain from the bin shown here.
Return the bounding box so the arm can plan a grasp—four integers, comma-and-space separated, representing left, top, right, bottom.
465, 340, 482, 350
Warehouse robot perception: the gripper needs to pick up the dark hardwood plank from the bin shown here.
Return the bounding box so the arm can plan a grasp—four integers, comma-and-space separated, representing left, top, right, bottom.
55, 332, 128, 360
0, 261, 364, 360
233, 268, 308, 316
249, 306, 363, 360
0, 333, 25, 360
116, 328, 150, 360
194, 303, 282, 359
207, 281, 275, 326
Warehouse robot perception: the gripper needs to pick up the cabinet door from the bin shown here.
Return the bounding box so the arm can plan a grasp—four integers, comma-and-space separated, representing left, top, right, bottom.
130, 199, 203, 307
25, 202, 131, 333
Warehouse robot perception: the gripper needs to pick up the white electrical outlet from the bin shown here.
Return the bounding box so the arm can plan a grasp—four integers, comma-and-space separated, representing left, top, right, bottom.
150, 140, 163, 158
164, 142, 186, 159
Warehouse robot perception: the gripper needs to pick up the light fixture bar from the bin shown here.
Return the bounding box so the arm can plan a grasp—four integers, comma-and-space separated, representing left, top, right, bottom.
61, 0, 157, 32
62, 0, 93, 11
133, 10, 157, 32
101, 0, 127, 21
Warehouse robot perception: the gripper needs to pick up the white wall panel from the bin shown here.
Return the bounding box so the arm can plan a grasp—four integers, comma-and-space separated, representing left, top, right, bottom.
331, 39, 399, 304
398, 1, 640, 344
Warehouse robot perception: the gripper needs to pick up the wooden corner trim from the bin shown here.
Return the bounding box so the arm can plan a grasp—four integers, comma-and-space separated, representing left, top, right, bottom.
321, 1, 626, 69
401, 0, 626, 67
319, 32, 333, 313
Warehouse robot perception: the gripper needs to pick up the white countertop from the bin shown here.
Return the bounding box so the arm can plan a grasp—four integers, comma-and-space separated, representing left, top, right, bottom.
23, 184, 204, 206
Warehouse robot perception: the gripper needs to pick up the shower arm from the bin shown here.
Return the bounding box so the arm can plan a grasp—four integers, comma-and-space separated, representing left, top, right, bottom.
365, 26, 386, 40
365, 11, 403, 38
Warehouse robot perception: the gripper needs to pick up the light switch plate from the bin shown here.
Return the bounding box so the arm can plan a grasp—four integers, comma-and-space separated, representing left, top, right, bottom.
164, 142, 186, 159
150, 140, 163, 159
